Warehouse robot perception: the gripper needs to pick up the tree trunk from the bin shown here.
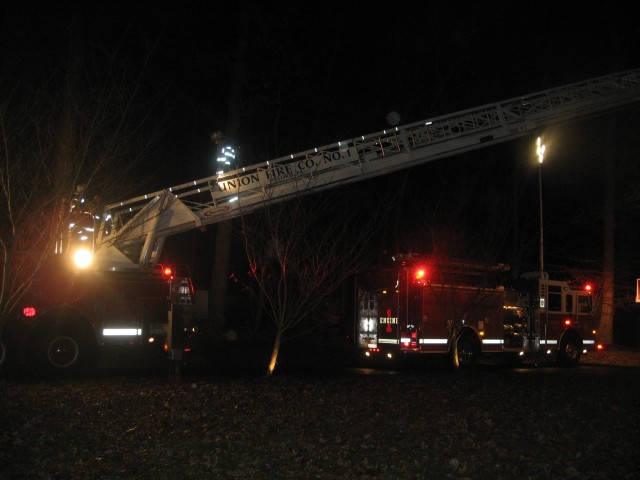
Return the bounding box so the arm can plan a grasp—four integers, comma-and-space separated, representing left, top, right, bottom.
209, 221, 233, 332
600, 120, 616, 345
208, 1, 252, 333
510, 147, 523, 279
267, 328, 282, 376
55, 17, 83, 193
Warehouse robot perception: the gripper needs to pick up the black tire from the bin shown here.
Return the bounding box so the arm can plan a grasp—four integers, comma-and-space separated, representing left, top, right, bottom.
37, 326, 95, 373
453, 335, 478, 369
557, 336, 581, 367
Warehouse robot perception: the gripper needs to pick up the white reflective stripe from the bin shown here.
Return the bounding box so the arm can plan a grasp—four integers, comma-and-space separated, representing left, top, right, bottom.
539, 339, 558, 345
583, 340, 595, 345
482, 339, 503, 345
367, 343, 378, 348
400, 337, 411, 343
378, 339, 399, 344
419, 339, 448, 345
103, 328, 142, 336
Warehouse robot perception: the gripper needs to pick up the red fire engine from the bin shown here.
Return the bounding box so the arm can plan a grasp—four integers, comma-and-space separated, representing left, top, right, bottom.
356, 256, 599, 367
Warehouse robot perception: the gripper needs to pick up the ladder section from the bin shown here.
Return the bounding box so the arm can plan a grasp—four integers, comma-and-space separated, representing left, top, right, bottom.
96, 68, 640, 268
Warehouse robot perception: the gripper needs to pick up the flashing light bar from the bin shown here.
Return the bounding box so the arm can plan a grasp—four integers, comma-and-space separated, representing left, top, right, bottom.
103, 328, 142, 336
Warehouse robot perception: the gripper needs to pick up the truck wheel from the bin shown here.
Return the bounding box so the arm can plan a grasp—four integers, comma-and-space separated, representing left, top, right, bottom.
557, 337, 581, 367
46, 334, 80, 369
37, 327, 95, 373
453, 336, 478, 368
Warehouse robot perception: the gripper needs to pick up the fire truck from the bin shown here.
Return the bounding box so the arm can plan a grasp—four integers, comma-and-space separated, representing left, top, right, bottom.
3, 259, 194, 373
1, 69, 639, 373
0, 197, 196, 374
356, 256, 599, 367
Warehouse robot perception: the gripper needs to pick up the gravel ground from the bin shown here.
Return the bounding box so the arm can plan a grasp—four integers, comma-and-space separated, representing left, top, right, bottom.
1, 346, 639, 480
581, 345, 640, 367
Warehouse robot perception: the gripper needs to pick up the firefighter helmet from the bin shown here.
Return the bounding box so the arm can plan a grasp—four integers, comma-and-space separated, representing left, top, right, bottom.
211, 131, 224, 144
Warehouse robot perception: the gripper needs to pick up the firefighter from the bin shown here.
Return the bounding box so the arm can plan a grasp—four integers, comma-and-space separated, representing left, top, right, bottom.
69, 184, 86, 213
70, 186, 102, 219
211, 131, 237, 175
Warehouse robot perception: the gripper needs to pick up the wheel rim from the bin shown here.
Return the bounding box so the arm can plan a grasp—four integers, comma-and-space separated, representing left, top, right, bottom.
564, 341, 579, 362
457, 341, 475, 366
47, 335, 80, 368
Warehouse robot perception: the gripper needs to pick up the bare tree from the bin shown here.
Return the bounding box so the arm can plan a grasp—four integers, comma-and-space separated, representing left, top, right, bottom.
0, 44, 160, 360
240, 185, 386, 376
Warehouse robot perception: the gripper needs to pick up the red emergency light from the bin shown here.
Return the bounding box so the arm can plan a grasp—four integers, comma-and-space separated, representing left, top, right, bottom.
162, 266, 174, 280
584, 283, 593, 292
22, 306, 36, 317
414, 266, 428, 285
564, 318, 573, 326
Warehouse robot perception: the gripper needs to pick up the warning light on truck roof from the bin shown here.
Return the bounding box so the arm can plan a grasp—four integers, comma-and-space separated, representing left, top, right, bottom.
414, 267, 428, 285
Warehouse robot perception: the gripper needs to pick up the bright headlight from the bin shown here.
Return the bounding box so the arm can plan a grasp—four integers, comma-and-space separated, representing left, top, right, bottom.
73, 248, 93, 268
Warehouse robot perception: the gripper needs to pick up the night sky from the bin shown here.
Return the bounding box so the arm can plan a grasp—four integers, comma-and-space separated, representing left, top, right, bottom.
3, 1, 640, 287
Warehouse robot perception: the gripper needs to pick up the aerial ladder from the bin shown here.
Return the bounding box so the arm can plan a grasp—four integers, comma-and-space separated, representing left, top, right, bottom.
93, 68, 640, 270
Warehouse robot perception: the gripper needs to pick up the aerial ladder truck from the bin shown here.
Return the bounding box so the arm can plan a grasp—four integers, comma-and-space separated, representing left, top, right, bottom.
94, 68, 640, 271
3, 69, 640, 373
